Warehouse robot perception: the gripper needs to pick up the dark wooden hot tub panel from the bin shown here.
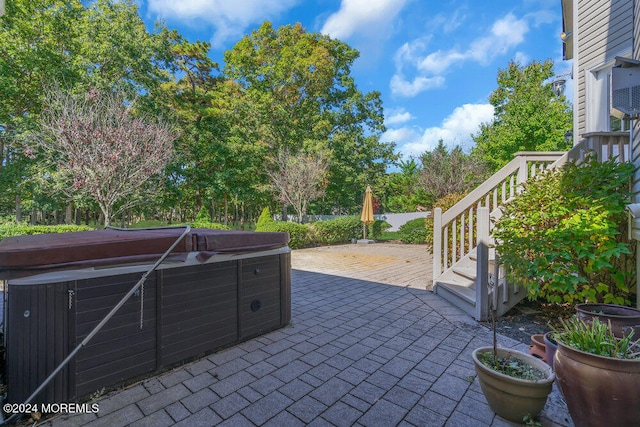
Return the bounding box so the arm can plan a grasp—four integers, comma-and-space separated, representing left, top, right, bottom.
72, 272, 158, 399
6, 252, 291, 404
159, 261, 239, 366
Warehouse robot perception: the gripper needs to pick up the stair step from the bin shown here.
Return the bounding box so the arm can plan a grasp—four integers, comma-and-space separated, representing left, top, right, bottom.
452, 266, 476, 280
435, 281, 475, 304
434, 282, 475, 318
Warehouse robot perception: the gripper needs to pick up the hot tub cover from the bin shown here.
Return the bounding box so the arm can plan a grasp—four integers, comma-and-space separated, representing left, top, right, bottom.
0, 228, 289, 277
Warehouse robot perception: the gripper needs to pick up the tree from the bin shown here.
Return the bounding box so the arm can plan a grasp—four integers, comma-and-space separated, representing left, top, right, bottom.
267, 150, 329, 222
472, 60, 573, 171
0, 0, 176, 222
31, 87, 176, 226
384, 159, 431, 212
223, 22, 397, 214
419, 140, 489, 200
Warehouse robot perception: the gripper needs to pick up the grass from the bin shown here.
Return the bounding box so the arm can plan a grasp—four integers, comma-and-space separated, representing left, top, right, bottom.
376, 231, 401, 241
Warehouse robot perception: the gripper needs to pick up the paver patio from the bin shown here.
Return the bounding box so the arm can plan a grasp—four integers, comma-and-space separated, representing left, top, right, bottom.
42, 243, 572, 426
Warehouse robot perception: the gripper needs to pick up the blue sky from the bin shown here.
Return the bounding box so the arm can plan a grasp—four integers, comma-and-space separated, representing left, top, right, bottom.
138, 0, 572, 160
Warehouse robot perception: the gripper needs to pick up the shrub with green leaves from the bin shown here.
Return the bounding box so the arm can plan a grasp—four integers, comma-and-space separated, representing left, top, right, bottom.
256, 207, 274, 230
0, 223, 93, 239
494, 156, 635, 305
368, 219, 392, 239
189, 222, 231, 230
398, 217, 428, 244
195, 205, 212, 223
257, 221, 312, 249
312, 216, 362, 244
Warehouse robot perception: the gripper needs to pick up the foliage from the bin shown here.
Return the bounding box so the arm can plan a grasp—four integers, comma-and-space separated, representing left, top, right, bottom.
312, 216, 362, 244
0, 0, 175, 221
419, 141, 489, 200
384, 159, 431, 212
472, 60, 573, 171
257, 221, 312, 249
477, 351, 547, 380
30, 87, 176, 227
494, 156, 635, 305
195, 205, 212, 223
223, 22, 397, 213
256, 207, 274, 230
425, 192, 467, 249
554, 317, 640, 359
267, 150, 329, 223
368, 219, 392, 239
188, 221, 231, 230
398, 217, 428, 244
0, 223, 93, 239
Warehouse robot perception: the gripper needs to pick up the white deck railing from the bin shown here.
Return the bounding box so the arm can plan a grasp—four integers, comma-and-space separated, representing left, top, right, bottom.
432, 152, 565, 283
433, 132, 631, 319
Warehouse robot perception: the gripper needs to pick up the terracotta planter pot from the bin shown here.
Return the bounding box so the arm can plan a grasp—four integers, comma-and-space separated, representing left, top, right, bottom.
554, 340, 640, 427
543, 332, 557, 369
529, 334, 547, 362
472, 347, 555, 423
575, 303, 640, 338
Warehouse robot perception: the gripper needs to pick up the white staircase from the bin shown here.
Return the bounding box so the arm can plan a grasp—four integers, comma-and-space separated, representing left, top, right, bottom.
432, 134, 631, 321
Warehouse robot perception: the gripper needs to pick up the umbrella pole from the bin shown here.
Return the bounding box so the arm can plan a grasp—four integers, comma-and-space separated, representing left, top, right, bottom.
363, 223, 366, 240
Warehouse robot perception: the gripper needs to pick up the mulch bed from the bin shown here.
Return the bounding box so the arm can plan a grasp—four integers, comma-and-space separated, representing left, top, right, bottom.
480, 299, 575, 344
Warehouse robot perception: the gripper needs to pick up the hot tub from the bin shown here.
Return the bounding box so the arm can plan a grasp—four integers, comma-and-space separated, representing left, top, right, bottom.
0, 228, 291, 405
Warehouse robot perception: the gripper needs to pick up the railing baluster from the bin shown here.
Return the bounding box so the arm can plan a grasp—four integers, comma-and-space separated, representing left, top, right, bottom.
452, 219, 457, 264
444, 226, 449, 270
468, 207, 473, 253
460, 213, 465, 258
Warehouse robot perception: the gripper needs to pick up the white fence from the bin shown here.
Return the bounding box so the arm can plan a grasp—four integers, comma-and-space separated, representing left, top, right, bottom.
273, 212, 431, 231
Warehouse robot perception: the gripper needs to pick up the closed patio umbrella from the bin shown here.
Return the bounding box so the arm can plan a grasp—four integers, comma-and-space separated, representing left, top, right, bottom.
360, 185, 374, 239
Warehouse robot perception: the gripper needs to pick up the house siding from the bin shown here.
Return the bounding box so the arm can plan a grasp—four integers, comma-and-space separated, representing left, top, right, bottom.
632, 1, 640, 243
576, 0, 634, 139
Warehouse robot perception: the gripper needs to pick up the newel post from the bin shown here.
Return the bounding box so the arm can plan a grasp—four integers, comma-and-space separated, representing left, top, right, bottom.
516, 154, 528, 185
475, 207, 490, 321
432, 207, 442, 287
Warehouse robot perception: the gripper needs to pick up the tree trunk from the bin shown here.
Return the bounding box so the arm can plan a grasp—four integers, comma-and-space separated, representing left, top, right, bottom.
224, 194, 229, 226
65, 203, 73, 225
240, 202, 245, 230
15, 194, 22, 222
282, 201, 287, 222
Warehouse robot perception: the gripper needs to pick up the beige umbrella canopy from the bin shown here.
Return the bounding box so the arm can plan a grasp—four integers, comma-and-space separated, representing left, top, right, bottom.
360, 185, 374, 239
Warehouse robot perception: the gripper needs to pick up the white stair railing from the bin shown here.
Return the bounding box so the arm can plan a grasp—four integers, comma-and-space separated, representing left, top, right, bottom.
433, 133, 631, 320
432, 152, 565, 284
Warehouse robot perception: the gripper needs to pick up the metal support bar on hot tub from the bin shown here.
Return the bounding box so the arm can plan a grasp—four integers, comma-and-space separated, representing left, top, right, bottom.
2, 225, 191, 426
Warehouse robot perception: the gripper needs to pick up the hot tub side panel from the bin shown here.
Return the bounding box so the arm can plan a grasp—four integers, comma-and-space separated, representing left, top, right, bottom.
72, 272, 157, 400
6, 282, 71, 405
238, 252, 291, 339
159, 261, 238, 367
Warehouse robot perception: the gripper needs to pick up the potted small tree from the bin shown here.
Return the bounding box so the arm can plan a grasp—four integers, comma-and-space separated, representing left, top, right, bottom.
553, 317, 640, 427
471, 273, 555, 423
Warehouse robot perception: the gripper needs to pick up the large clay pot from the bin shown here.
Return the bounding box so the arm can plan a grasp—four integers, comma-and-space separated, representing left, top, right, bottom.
543, 332, 557, 369
575, 303, 640, 338
554, 340, 640, 427
472, 347, 555, 423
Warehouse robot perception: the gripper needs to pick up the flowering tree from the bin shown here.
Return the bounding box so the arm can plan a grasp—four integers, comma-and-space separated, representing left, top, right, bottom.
32, 87, 176, 226
267, 150, 328, 223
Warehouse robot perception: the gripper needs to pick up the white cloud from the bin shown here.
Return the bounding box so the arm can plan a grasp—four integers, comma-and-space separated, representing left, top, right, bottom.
391, 13, 531, 97
390, 75, 445, 97
320, 0, 409, 40
384, 108, 414, 126
386, 103, 495, 158
146, 0, 298, 48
